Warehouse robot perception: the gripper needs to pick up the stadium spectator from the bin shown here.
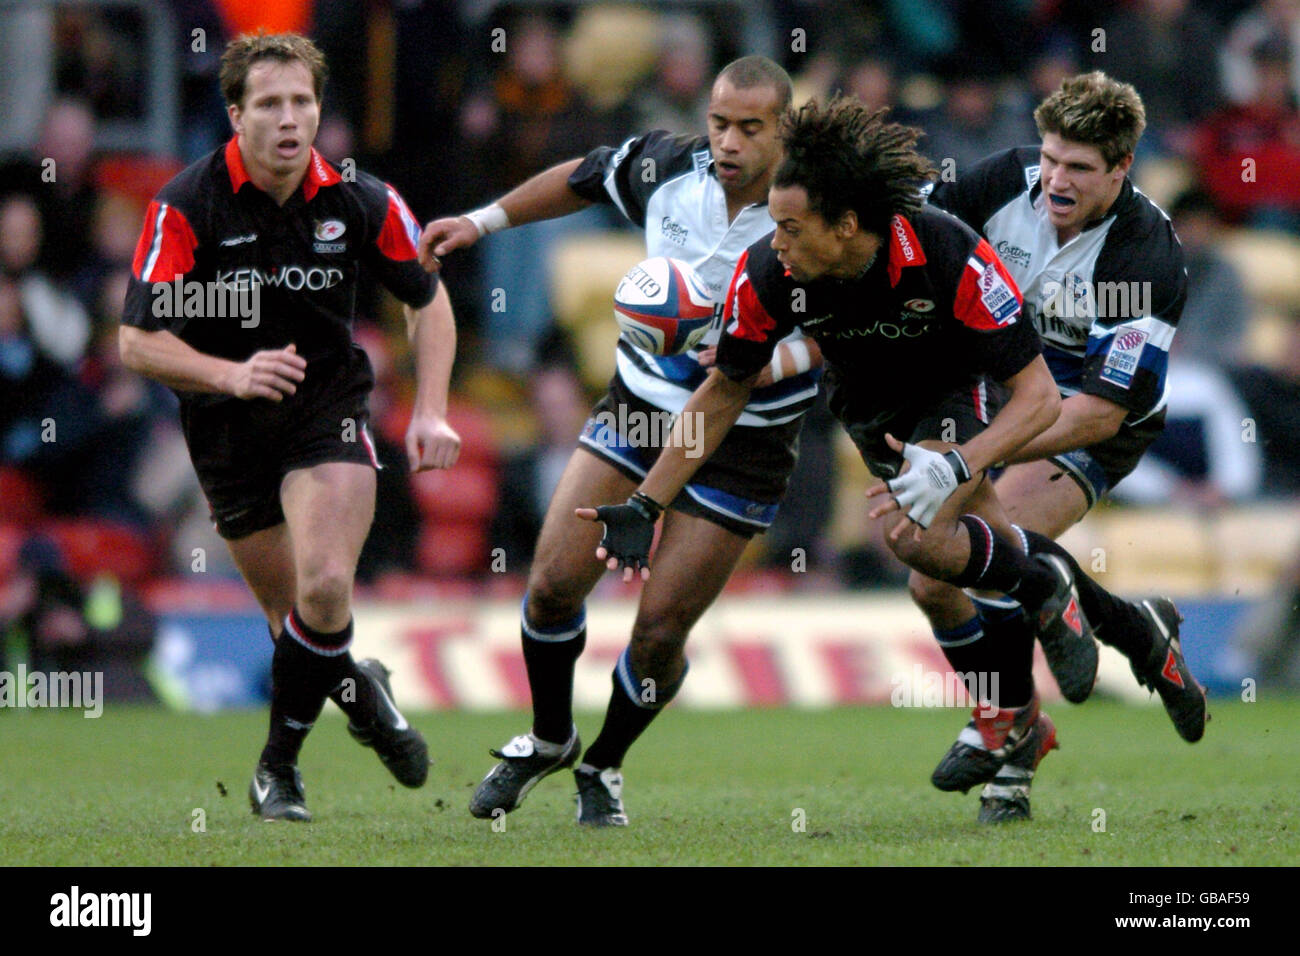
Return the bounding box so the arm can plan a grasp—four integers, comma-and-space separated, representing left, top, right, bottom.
0, 193, 91, 367
1109, 357, 1263, 507
0, 98, 101, 280
1221, 0, 1300, 106
1167, 188, 1252, 367
3, 534, 160, 704
632, 14, 714, 136
490, 343, 591, 568
1230, 306, 1300, 496
1093, 0, 1222, 154
456, 10, 628, 372
919, 55, 1037, 176
1193, 33, 1300, 231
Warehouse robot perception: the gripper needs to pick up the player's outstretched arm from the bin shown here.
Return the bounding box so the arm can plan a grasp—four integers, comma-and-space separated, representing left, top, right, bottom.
576, 368, 755, 581
866, 356, 1061, 532
418, 158, 590, 269
1002, 392, 1127, 464
118, 325, 305, 401
403, 282, 461, 472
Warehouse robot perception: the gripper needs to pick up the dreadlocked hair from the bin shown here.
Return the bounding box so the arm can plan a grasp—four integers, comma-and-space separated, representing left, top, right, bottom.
775, 95, 937, 236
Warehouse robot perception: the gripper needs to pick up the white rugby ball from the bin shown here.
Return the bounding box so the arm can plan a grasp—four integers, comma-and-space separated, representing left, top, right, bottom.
612, 256, 716, 356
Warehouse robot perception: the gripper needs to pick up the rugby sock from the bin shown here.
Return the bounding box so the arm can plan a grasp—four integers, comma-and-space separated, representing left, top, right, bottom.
521, 597, 587, 745
259, 608, 355, 767
950, 514, 1057, 614
1022, 531, 1154, 663
970, 596, 1035, 708
581, 647, 688, 770
932, 610, 1032, 709
267, 621, 377, 729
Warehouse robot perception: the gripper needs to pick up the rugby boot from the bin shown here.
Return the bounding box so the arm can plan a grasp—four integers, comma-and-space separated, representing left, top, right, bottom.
1034, 554, 1099, 703
977, 713, 1060, 823
249, 762, 312, 822
1130, 597, 1209, 743
346, 658, 429, 788
932, 693, 1043, 793
469, 728, 581, 819
575, 767, 629, 827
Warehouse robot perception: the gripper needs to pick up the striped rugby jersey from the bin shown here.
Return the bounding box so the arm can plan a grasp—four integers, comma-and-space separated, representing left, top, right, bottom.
927, 146, 1187, 424
568, 130, 816, 427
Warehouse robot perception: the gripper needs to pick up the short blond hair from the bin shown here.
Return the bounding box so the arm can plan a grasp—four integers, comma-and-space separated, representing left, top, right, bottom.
1034, 71, 1146, 169
219, 32, 327, 109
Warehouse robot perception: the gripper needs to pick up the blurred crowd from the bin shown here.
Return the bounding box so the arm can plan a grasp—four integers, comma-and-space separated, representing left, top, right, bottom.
0, 0, 1297, 665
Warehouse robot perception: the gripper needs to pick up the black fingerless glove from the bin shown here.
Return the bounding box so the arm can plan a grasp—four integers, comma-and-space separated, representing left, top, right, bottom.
593, 492, 663, 571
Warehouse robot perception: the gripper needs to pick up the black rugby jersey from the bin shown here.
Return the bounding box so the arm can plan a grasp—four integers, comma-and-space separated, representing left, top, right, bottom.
927, 147, 1186, 423
715, 205, 1041, 438
122, 138, 436, 404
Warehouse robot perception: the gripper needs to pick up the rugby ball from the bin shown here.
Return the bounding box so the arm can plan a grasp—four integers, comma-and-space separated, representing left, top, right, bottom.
613, 256, 716, 355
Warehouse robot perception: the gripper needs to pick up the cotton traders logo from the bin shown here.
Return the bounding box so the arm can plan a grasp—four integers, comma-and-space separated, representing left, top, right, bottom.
660, 216, 689, 246
314, 219, 345, 241
995, 240, 1031, 269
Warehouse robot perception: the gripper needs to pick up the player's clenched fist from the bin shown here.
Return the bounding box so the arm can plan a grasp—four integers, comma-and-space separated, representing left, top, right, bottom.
227, 344, 307, 401
418, 216, 479, 272
406, 414, 461, 472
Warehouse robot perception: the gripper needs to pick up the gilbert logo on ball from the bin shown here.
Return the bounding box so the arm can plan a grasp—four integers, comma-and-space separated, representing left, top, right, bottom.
613, 256, 716, 355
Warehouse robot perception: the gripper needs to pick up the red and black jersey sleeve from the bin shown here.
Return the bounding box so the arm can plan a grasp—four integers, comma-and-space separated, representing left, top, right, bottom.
715, 241, 796, 382
951, 236, 1041, 382
121, 195, 200, 332
360, 174, 439, 309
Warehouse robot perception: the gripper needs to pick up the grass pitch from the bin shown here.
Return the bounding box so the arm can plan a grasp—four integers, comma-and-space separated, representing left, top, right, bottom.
4, 699, 1297, 866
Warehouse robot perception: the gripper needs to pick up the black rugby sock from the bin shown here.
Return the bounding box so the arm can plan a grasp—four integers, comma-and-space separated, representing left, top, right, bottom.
971, 599, 1036, 708
521, 598, 586, 745
1022, 531, 1154, 663
950, 515, 1057, 613
259, 608, 355, 767
582, 648, 687, 770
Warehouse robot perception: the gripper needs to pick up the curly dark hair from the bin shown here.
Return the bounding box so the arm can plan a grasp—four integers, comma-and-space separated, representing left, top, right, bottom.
220, 32, 327, 109
774, 96, 936, 236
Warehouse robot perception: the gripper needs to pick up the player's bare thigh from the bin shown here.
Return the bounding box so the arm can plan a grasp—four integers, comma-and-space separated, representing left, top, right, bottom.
226, 523, 297, 635
992, 459, 1090, 539
279, 461, 377, 631
629, 509, 750, 684
525, 448, 638, 627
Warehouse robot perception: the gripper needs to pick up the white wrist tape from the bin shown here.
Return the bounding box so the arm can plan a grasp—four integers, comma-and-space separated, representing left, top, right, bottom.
770, 338, 813, 383
463, 203, 511, 237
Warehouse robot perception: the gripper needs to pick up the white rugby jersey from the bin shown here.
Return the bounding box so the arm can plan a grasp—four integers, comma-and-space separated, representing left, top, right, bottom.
927, 147, 1187, 423
569, 130, 816, 426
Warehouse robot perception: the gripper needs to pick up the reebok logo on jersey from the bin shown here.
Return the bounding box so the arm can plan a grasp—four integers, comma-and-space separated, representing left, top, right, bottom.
220, 233, 257, 246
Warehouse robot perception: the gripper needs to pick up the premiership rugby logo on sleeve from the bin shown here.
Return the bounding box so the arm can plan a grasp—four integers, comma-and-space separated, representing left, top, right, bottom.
978, 261, 1018, 325
1100, 325, 1149, 388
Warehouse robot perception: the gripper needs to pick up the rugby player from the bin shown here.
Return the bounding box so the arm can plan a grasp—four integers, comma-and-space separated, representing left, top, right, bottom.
581, 96, 1097, 823
913, 72, 1208, 821
120, 34, 460, 821
419, 57, 822, 826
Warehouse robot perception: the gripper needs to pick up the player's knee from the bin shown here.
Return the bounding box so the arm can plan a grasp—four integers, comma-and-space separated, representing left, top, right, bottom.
629, 610, 689, 680
908, 570, 952, 614
524, 574, 584, 629
297, 566, 352, 616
